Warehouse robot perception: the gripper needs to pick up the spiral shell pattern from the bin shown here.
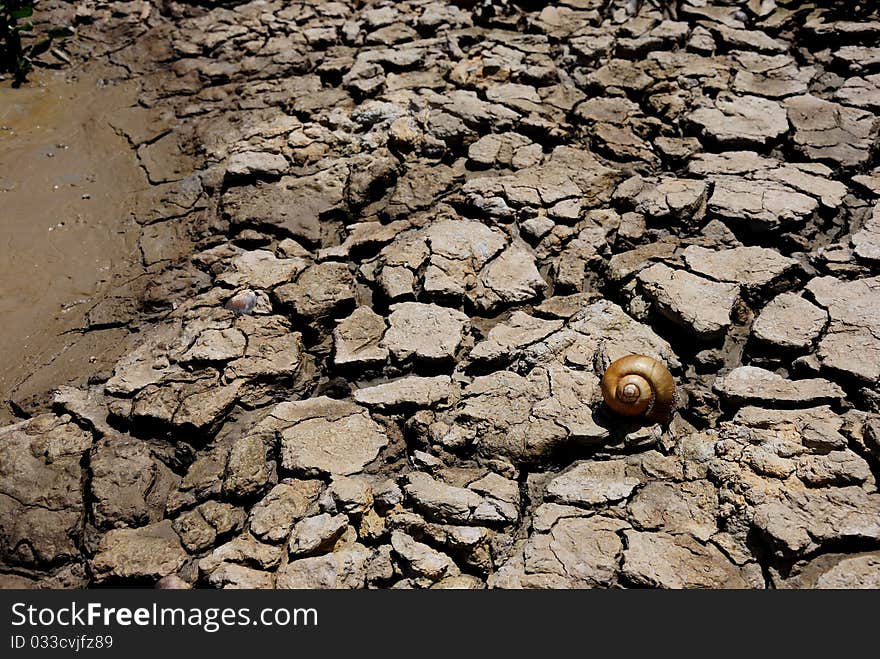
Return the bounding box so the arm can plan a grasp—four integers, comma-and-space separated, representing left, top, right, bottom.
600, 354, 675, 422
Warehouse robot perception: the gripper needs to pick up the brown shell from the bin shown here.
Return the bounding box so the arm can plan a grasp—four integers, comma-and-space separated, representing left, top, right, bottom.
600, 355, 675, 422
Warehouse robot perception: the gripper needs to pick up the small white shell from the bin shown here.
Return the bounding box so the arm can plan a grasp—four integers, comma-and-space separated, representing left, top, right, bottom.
225, 289, 258, 316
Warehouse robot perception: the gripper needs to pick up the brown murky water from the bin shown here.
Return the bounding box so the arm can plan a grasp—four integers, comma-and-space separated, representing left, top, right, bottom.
0, 65, 147, 421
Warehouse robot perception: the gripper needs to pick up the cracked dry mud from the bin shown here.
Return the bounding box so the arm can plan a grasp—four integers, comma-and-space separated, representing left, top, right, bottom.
1, 0, 880, 590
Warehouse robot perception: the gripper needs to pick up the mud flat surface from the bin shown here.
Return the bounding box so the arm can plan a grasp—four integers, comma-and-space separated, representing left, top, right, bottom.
0, 66, 147, 423
1, 0, 879, 589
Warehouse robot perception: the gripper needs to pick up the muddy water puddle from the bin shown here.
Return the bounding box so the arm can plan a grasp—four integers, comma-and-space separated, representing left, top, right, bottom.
0, 65, 148, 421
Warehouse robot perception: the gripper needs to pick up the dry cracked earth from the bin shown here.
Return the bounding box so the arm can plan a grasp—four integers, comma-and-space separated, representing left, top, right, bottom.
2, 0, 880, 590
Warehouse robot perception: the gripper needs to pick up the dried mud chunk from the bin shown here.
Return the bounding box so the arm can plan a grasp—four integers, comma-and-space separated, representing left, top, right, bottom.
225, 151, 288, 182
452, 365, 605, 464
574, 95, 642, 127
471, 297, 678, 378
710, 24, 787, 53
469, 472, 520, 523
714, 366, 845, 406
689, 151, 846, 210
654, 136, 702, 162
613, 175, 708, 223
275, 261, 356, 319
785, 95, 880, 169
687, 94, 789, 148
462, 146, 621, 215
104, 323, 183, 396
564, 299, 680, 369
752, 293, 827, 350
732, 52, 815, 98
143, 264, 212, 310
706, 176, 817, 232
589, 59, 652, 91
733, 406, 848, 452
216, 249, 308, 289
391, 531, 460, 581
622, 532, 763, 589
248, 480, 324, 544
289, 514, 349, 557
384, 163, 457, 220
131, 376, 241, 432
796, 451, 872, 488
470, 311, 563, 363
682, 245, 797, 294
345, 148, 399, 210
256, 398, 389, 476
777, 553, 880, 589
224, 315, 307, 381
403, 472, 485, 525
545, 460, 640, 508
474, 243, 547, 311
375, 217, 537, 309
637, 264, 739, 339
52, 386, 115, 439
221, 175, 343, 246
753, 488, 880, 558
166, 445, 227, 514
91, 521, 187, 584
434, 89, 519, 130
493, 515, 628, 589
628, 481, 718, 541
833, 73, 880, 113
90, 435, 179, 530
223, 433, 274, 499
852, 203, 880, 262
608, 240, 678, 282
807, 276, 880, 382
328, 476, 374, 516
468, 132, 542, 169
0, 416, 91, 567
333, 306, 389, 367
206, 564, 274, 589
382, 302, 469, 362
834, 46, 880, 72
354, 376, 457, 410
275, 543, 372, 589
179, 328, 246, 363
198, 535, 284, 582
591, 123, 657, 164
174, 501, 244, 553
431, 574, 485, 589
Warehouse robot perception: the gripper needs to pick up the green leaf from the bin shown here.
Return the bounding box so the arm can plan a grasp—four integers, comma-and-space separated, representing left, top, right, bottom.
10, 6, 33, 19
13, 20, 33, 32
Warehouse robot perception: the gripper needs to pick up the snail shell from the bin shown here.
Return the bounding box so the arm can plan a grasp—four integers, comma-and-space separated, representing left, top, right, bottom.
600, 354, 675, 422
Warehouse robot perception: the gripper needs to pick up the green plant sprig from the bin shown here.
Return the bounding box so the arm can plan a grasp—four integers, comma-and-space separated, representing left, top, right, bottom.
1, 1, 72, 86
